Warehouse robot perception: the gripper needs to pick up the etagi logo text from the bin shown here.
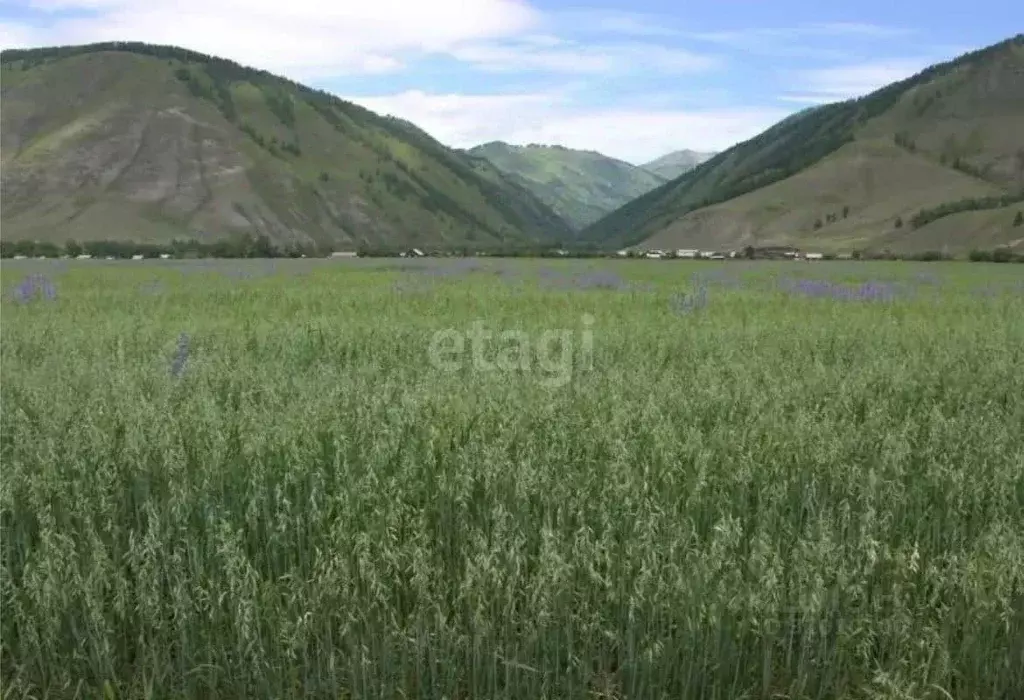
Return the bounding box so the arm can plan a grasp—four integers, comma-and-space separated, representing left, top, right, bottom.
428, 315, 595, 388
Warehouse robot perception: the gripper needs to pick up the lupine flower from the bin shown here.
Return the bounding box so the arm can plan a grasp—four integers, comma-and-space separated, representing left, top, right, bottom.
10, 274, 57, 303
670, 283, 709, 315
692, 270, 744, 290
551, 270, 628, 291
139, 280, 167, 296
537, 268, 652, 292
170, 333, 190, 379
392, 278, 436, 294
972, 283, 1002, 298
397, 259, 483, 279
779, 277, 905, 302
573, 270, 631, 290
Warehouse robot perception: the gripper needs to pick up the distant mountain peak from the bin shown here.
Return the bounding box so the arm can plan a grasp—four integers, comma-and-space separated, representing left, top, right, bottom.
467, 141, 667, 231
640, 149, 718, 181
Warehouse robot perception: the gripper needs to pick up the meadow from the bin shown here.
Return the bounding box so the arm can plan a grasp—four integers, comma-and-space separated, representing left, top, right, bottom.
2, 258, 1023, 699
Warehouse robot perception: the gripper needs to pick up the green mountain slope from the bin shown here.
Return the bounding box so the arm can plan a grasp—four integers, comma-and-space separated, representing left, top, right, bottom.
0, 43, 573, 249
640, 149, 717, 181
584, 34, 1024, 253
465, 142, 666, 230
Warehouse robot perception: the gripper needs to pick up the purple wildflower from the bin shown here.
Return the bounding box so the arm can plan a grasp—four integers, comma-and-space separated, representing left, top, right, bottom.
780, 277, 904, 302
670, 283, 709, 315
537, 267, 650, 292
566, 270, 630, 290
139, 280, 166, 296
692, 270, 743, 289
170, 333, 190, 379
10, 274, 57, 303
392, 278, 436, 294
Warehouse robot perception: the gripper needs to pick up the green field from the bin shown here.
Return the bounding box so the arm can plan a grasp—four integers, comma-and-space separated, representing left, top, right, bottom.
2, 259, 1023, 699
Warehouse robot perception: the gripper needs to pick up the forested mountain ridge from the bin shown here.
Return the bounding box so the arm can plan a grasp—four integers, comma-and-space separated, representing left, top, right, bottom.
466, 141, 667, 230
1, 42, 574, 249
584, 35, 1024, 253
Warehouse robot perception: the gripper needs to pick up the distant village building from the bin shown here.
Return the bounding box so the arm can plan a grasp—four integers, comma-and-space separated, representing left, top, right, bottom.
804, 252, 824, 260
76, 254, 92, 260
131, 254, 144, 260
676, 249, 699, 258
330, 251, 357, 258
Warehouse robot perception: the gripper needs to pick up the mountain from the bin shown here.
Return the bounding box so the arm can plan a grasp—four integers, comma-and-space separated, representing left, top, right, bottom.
641, 149, 717, 181
584, 35, 1024, 253
465, 142, 667, 230
0, 43, 573, 250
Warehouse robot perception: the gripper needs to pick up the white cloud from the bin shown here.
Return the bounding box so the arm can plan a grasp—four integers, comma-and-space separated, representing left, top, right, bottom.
685, 22, 915, 60
545, 9, 682, 38
347, 89, 562, 147
689, 22, 912, 46
1, 0, 540, 78
1, 0, 721, 80
776, 95, 840, 105
344, 89, 791, 164
4, 1, 874, 162
0, 19, 37, 47
783, 59, 934, 103
809, 22, 914, 38
449, 39, 718, 74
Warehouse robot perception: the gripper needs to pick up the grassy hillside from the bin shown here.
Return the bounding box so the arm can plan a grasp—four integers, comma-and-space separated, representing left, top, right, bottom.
0, 43, 573, 249
466, 142, 666, 230
584, 35, 1024, 253
640, 149, 716, 180
639, 139, 1015, 253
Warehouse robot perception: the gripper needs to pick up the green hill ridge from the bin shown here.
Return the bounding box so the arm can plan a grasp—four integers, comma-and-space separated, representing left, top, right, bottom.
465, 142, 667, 230
584, 34, 1024, 254
0, 42, 574, 250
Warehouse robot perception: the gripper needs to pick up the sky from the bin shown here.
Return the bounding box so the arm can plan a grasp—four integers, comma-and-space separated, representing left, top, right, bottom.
0, 0, 1019, 164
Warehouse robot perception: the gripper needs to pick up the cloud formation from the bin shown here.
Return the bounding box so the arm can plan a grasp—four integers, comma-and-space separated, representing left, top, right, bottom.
0, 2, 962, 160
2, 0, 540, 78
448, 38, 719, 75
781, 58, 939, 104
344, 89, 790, 164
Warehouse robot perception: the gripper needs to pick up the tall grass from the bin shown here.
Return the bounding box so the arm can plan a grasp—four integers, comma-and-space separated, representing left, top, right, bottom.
2, 259, 1023, 699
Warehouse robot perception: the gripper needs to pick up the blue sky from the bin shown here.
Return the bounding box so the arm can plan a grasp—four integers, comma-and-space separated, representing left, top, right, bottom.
1, 0, 1019, 163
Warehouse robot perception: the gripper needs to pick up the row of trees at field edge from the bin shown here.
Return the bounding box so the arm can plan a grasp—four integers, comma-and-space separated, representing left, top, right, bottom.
0, 234, 318, 260
2, 236, 1024, 262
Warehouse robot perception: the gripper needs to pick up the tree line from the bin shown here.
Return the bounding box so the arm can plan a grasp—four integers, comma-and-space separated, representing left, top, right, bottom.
910, 194, 1024, 229
3, 236, 1023, 262
0, 234, 323, 260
